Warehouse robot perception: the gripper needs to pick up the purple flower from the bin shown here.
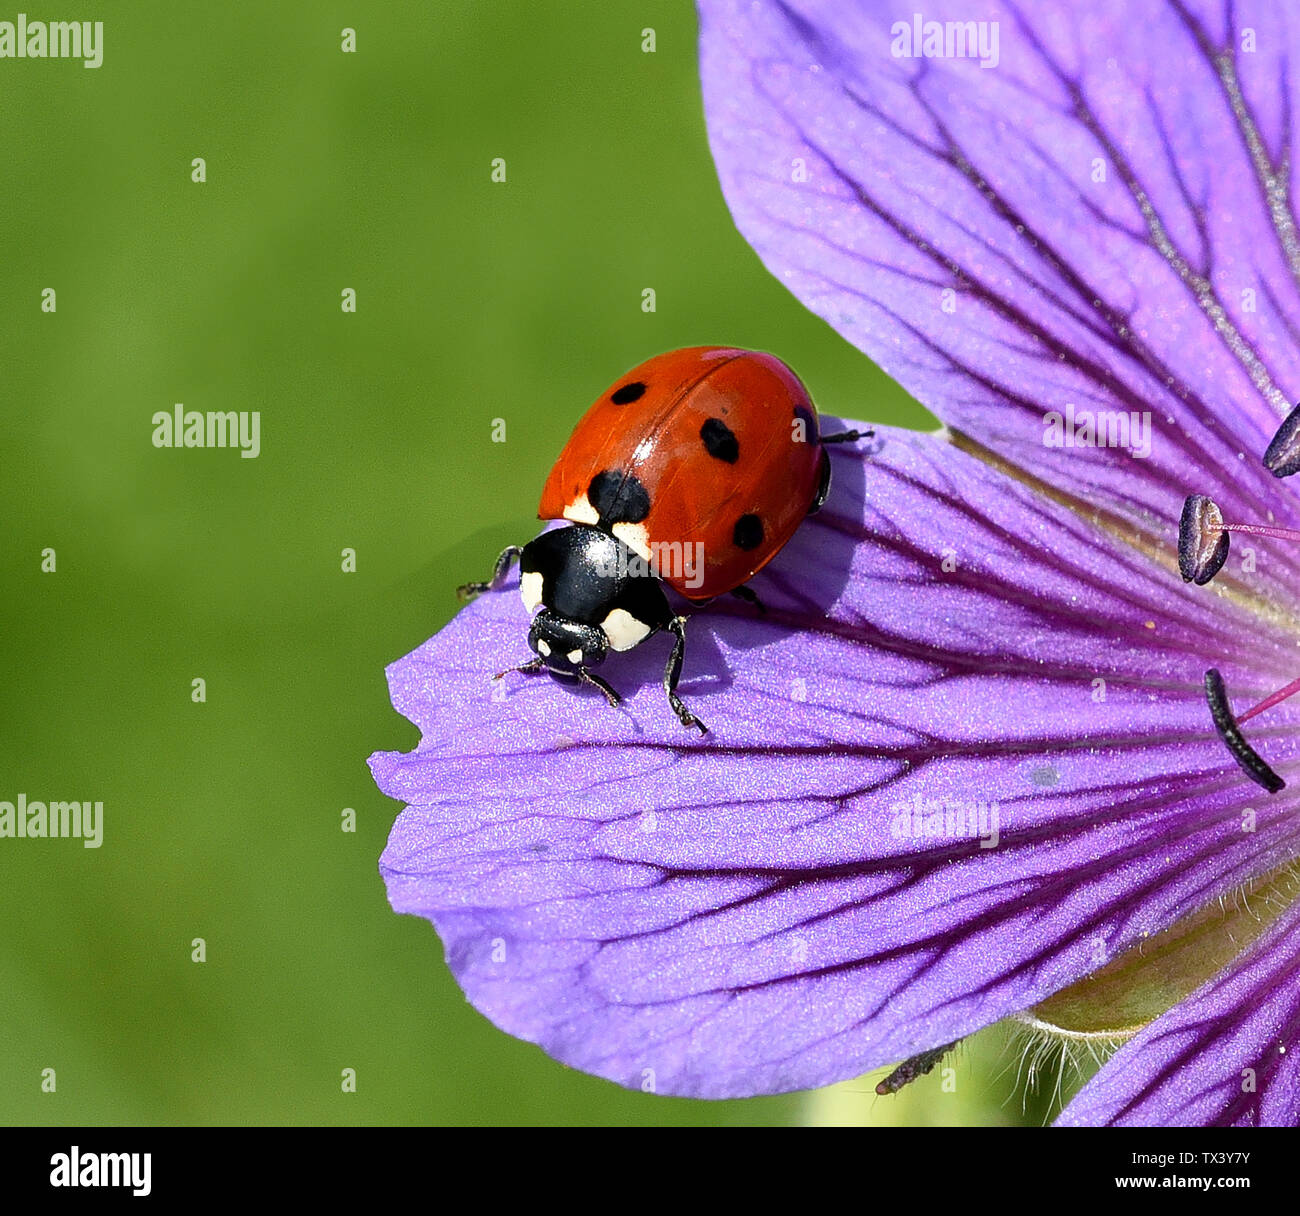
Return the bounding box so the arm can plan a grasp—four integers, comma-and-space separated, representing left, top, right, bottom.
370, 0, 1300, 1123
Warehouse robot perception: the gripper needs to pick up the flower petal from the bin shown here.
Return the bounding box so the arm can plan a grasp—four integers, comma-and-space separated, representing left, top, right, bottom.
1057, 888, 1300, 1126
700, 0, 1300, 544
371, 426, 1300, 1096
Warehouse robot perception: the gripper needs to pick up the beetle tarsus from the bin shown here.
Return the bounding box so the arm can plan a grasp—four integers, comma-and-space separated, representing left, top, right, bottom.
676, 705, 707, 734
458, 545, 524, 601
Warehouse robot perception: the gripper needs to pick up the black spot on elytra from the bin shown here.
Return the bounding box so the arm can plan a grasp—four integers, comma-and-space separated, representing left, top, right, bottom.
700, 417, 739, 463
610, 382, 646, 404
733, 513, 764, 551
589, 469, 651, 524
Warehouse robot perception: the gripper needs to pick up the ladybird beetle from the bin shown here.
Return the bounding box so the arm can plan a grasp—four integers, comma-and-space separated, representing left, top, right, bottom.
458, 346, 864, 732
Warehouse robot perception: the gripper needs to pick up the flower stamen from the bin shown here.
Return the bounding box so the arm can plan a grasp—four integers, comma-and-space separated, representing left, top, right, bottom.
1182, 413, 1300, 793
1204, 669, 1286, 793
1264, 402, 1300, 478
1177, 493, 1300, 585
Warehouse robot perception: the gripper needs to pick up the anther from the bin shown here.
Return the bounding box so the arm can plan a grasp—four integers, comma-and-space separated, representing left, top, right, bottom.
1204, 669, 1285, 793
1178, 493, 1300, 584
1264, 402, 1300, 478
1178, 495, 1229, 584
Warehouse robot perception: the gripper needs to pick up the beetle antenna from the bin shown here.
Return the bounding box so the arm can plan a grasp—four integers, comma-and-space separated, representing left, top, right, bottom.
820, 428, 872, 444
493, 657, 546, 680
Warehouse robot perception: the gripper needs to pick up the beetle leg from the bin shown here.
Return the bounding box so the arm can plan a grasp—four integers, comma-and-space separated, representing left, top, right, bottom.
810, 429, 876, 514
663, 616, 707, 733
458, 545, 524, 601
730, 585, 767, 614
808, 447, 832, 515
578, 669, 621, 707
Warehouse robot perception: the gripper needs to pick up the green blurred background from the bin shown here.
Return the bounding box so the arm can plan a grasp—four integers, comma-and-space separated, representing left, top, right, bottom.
1, 0, 1070, 1125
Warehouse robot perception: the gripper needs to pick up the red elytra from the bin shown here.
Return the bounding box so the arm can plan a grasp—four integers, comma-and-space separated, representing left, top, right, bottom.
537, 346, 829, 601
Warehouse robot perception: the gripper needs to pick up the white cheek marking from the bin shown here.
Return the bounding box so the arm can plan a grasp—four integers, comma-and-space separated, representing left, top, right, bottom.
601, 608, 652, 652
611, 521, 652, 561
520, 570, 544, 613
536, 639, 551, 657
567, 648, 583, 665
563, 493, 599, 526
